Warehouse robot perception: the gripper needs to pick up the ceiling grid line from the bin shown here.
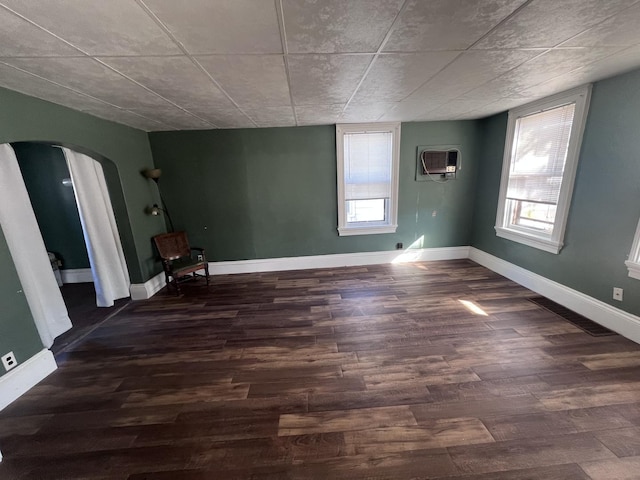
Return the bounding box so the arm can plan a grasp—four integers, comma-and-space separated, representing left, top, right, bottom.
276, 0, 299, 127
339, 0, 412, 119
555, 0, 640, 49
466, 0, 535, 50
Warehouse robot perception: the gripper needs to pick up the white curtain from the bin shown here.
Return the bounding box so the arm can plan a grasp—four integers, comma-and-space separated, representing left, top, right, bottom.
63, 148, 130, 307
0, 144, 72, 347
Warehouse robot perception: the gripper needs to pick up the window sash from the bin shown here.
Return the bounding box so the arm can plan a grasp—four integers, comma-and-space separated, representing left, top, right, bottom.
505, 103, 575, 207
346, 198, 388, 224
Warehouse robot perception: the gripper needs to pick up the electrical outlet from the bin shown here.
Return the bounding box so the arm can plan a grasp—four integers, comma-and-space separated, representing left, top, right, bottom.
613, 287, 624, 301
396, 243, 403, 250
1, 352, 17, 372
197, 254, 204, 261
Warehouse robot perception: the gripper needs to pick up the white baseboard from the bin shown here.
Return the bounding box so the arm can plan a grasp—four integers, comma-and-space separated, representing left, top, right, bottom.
0, 349, 57, 412
208, 246, 471, 275
469, 247, 640, 344
61, 268, 93, 284
130, 271, 166, 300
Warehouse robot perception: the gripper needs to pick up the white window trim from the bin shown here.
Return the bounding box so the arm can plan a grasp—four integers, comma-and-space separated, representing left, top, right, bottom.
336, 122, 401, 236
494, 85, 592, 254
625, 217, 640, 280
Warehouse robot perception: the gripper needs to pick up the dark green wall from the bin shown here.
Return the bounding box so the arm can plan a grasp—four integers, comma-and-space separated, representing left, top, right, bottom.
0, 224, 43, 366
0, 87, 164, 376
148, 121, 480, 261
14, 142, 90, 270
471, 68, 640, 316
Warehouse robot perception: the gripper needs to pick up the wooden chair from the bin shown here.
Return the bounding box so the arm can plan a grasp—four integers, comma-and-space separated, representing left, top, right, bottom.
153, 231, 209, 295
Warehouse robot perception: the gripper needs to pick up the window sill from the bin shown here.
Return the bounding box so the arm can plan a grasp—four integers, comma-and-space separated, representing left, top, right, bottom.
338, 224, 397, 236
625, 260, 640, 280
495, 226, 562, 254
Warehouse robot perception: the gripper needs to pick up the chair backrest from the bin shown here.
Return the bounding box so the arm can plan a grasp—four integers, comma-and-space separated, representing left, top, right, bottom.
153, 231, 190, 260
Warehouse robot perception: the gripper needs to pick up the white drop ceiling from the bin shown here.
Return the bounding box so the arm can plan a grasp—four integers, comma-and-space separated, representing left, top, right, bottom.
1, 0, 640, 131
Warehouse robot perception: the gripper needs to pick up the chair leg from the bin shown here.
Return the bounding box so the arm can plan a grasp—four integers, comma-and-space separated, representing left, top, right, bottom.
164, 272, 175, 295
204, 262, 210, 286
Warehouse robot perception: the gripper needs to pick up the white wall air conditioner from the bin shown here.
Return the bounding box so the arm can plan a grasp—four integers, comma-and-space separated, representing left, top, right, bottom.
415, 145, 461, 182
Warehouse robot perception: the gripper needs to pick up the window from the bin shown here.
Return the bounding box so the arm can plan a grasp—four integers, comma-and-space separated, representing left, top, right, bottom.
495, 85, 592, 253
625, 218, 640, 280
336, 122, 400, 236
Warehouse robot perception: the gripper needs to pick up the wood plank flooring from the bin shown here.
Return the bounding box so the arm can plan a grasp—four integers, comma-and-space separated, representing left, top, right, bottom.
1, 259, 640, 479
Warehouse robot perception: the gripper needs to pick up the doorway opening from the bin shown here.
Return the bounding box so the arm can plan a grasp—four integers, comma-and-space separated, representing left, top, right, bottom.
13, 142, 130, 356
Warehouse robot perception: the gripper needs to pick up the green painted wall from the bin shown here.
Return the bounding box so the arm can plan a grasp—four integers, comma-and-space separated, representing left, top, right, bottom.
14, 142, 90, 270
0, 224, 43, 367
471, 68, 640, 316
148, 121, 480, 261
0, 86, 164, 377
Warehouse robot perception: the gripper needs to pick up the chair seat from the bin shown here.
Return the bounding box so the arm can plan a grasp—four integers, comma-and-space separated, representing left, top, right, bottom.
171, 257, 207, 276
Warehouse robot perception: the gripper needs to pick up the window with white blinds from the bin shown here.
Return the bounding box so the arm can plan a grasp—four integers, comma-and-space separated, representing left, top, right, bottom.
495, 86, 592, 254
336, 123, 400, 236
344, 131, 392, 203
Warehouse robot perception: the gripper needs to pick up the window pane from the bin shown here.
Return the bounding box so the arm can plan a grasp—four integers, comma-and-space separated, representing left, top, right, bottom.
346, 199, 386, 223
506, 199, 557, 233
506, 103, 575, 206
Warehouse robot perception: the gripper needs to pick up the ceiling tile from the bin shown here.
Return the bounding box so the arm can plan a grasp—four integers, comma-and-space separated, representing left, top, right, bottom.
288, 54, 372, 105
0, 62, 110, 110
196, 55, 290, 107
129, 105, 214, 130
410, 49, 543, 102
143, 0, 282, 54
383, 0, 527, 52
519, 46, 640, 97
296, 104, 343, 126
562, 3, 640, 48
351, 51, 461, 103
378, 99, 439, 122
473, 0, 638, 49
78, 104, 171, 131
1, 57, 168, 109
99, 56, 234, 109
243, 106, 296, 127
465, 47, 622, 100
415, 98, 493, 120
466, 97, 540, 119
1, 0, 180, 56
282, 0, 403, 53
340, 103, 396, 123
0, 7, 79, 56
181, 104, 256, 129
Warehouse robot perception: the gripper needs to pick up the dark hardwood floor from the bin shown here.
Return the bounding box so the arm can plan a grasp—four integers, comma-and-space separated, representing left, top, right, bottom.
1, 259, 640, 479
52, 282, 130, 355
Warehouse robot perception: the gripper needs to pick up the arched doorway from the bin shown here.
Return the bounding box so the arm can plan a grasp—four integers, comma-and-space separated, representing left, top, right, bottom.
2, 142, 135, 354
